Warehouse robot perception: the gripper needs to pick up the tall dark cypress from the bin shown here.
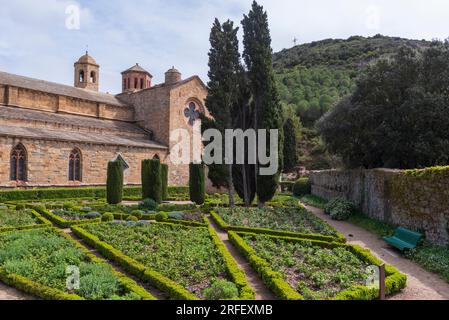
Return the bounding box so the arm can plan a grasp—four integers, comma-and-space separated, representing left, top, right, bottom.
242, 1, 283, 206
106, 161, 123, 205
205, 18, 241, 207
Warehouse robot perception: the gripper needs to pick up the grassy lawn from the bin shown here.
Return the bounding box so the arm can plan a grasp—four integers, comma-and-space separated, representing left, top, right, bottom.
0, 228, 149, 300
81, 222, 230, 298
215, 206, 339, 237
241, 233, 370, 299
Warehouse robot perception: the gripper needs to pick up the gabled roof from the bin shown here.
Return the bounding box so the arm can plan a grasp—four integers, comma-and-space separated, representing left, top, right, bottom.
0, 71, 127, 107
121, 63, 152, 77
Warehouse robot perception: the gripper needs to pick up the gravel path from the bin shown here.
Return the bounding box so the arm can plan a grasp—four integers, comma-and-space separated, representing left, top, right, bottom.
207, 216, 277, 300
0, 283, 35, 300
303, 203, 449, 300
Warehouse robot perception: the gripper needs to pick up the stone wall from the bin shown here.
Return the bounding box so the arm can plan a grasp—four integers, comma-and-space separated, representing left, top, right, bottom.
0, 136, 164, 188
309, 167, 449, 245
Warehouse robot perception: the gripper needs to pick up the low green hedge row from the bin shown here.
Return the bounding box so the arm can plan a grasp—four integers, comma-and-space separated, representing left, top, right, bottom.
210, 210, 346, 243
0, 209, 52, 233
111, 212, 207, 228
228, 231, 407, 300
32, 205, 101, 228
0, 186, 189, 202
71, 223, 199, 300
206, 223, 255, 300
0, 227, 156, 300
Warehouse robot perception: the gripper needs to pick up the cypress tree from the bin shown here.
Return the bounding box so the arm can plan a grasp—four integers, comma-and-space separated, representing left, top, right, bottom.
189, 163, 205, 205
161, 163, 169, 200
205, 18, 241, 207
141, 159, 162, 203
242, 1, 283, 206
283, 118, 300, 172
106, 161, 123, 204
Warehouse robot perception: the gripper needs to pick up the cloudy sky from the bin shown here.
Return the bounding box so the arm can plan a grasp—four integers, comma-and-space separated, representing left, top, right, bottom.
0, 0, 448, 94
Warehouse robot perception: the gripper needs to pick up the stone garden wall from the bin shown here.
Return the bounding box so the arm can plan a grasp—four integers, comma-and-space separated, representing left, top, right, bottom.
309, 167, 449, 245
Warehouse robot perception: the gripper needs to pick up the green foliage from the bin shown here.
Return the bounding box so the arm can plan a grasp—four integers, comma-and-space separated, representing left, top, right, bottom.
155, 212, 168, 221
324, 198, 355, 221
139, 198, 158, 211
81, 223, 229, 298
101, 213, 114, 222
130, 210, 144, 220
300, 194, 328, 209
242, 1, 283, 205
407, 244, 449, 283
141, 159, 162, 204
214, 206, 339, 238
292, 178, 311, 196
189, 163, 205, 205
203, 279, 239, 300
161, 164, 169, 201
0, 209, 37, 228
0, 228, 149, 300
318, 44, 449, 169
15, 204, 26, 211
126, 216, 138, 222
283, 118, 300, 172
106, 161, 123, 205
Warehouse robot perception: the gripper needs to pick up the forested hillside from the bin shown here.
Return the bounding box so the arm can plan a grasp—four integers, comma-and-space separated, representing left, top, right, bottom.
274, 35, 431, 170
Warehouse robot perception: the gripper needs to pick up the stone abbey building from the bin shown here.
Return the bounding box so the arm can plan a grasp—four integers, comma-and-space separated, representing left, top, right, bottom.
0, 52, 207, 188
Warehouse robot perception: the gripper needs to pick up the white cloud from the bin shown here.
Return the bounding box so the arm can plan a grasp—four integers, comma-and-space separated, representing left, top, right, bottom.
1, 0, 448, 93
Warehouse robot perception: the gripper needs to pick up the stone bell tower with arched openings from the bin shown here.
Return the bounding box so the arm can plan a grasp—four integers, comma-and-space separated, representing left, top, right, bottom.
74, 51, 99, 91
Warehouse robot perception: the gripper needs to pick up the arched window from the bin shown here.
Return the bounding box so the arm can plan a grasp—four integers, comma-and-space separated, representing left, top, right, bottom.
69, 148, 82, 181
10, 144, 27, 181
79, 70, 85, 83
134, 78, 138, 89
90, 71, 96, 83
153, 154, 160, 160
127, 78, 130, 89
140, 78, 144, 89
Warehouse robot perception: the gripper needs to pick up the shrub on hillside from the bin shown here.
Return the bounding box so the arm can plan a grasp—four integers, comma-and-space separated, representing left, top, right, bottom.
324, 198, 355, 221
139, 198, 158, 211
292, 178, 311, 196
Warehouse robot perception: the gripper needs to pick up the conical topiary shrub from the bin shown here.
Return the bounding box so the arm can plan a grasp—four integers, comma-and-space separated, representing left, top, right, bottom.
189, 163, 205, 205
161, 164, 169, 201
106, 161, 123, 204
141, 159, 162, 203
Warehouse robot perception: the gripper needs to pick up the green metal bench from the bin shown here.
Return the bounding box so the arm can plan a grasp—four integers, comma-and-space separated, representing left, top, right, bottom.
383, 227, 423, 252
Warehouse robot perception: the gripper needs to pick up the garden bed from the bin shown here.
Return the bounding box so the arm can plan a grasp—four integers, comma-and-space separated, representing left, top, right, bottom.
0, 228, 155, 300
0, 207, 51, 232
72, 221, 253, 300
211, 206, 345, 242
32, 205, 101, 228
229, 231, 407, 300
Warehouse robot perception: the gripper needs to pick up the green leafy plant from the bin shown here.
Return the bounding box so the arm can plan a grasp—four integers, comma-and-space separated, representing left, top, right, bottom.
189, 163, 205, 205
141, 159, 162, 203
324, 198, 355, 221
161, 164, 169, 201
101, 213, 114, 222
292, 178, 311, 197
139, 198, 158, 211
155, 212, 168, 221
203, 279, 239, 300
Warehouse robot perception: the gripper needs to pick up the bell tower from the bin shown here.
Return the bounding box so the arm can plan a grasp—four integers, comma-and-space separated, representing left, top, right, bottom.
74, 51, 99, 91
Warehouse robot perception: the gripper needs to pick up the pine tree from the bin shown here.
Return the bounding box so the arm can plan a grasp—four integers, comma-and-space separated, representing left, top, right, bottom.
242, 1, 283, 206
205, 18, 242, 207
106, 161, 123, 205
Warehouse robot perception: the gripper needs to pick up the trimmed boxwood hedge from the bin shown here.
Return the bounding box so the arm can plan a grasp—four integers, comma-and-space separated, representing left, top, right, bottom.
72, 221, 254, 300
71, 222, 199, 300
228, 231, 407, 300
0, 186, 189, 202
205, 221, 255, 300
0, 227, 156, 300
32, 205, 101, 228
0, 209, 52, 233
209, 210, 346, 243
